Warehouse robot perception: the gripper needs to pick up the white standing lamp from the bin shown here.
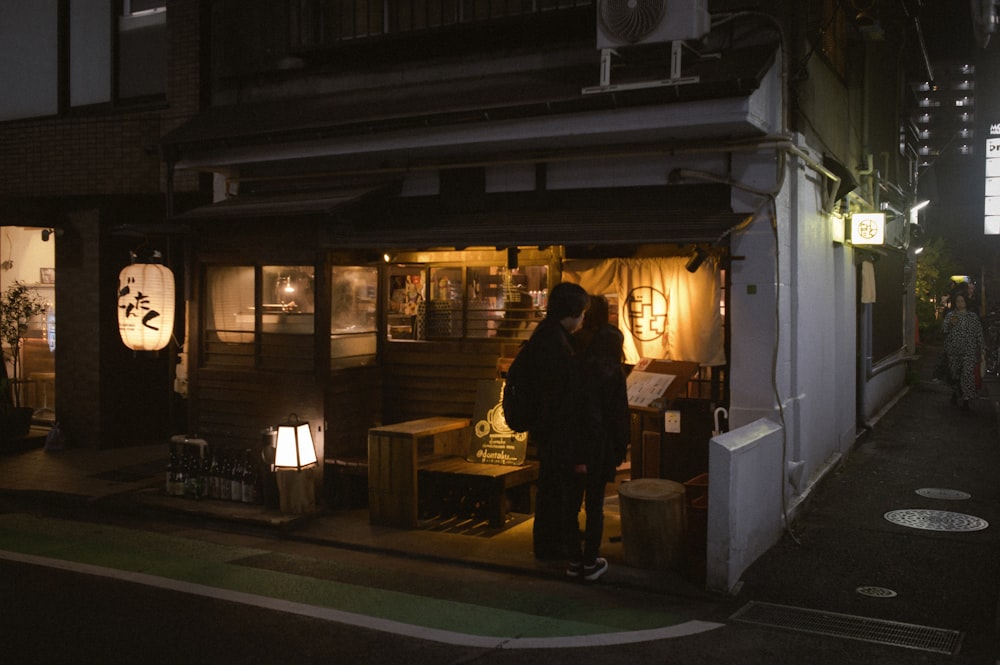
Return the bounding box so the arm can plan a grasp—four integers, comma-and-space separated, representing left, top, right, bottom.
273, 415, 317, 513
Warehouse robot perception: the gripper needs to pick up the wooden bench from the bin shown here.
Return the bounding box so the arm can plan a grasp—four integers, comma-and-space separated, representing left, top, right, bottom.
367, 416, 538, 528
368, 417, 472, 527
418, 456, 538, 528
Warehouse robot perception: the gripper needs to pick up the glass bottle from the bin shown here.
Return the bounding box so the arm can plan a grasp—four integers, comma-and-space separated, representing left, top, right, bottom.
230, 455, 243, 501
219, 452, 232, 500
241, 450, 257, 504
196, 453, 208, 499
165, 451, 177, 495
208, 448, 221, 500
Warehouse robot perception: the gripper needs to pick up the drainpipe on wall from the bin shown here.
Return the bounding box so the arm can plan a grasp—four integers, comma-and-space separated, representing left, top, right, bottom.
857, 299, 915, 431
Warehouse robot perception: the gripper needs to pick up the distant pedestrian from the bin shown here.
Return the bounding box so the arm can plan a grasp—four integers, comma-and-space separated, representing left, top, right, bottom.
562, 295, 629, 582
942, 293, 984, 410
524, 282, 590, 560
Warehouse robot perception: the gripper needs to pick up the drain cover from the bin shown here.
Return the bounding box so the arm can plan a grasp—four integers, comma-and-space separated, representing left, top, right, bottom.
730, 601, 962, 654
884, 509, 988, 532
856, 586, 897, 598
915, 488, 971, 500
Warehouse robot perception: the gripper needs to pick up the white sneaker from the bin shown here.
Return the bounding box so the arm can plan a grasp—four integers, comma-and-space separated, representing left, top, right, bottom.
583, 557, 608, 581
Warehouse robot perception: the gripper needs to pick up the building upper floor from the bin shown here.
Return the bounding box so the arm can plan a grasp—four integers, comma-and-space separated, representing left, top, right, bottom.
0, 0, 956, 213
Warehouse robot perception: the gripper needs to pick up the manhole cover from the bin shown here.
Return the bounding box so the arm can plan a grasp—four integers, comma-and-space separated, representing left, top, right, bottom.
884, 509, 988, 532
856, 586, 897, 598
915, 488, 971, 500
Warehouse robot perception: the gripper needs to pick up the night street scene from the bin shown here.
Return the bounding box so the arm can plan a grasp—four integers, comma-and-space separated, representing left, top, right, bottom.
2, 1, 1000, 663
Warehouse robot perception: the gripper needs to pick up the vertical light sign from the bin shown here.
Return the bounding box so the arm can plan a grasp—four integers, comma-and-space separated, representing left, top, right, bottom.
986, 122, 1000, 234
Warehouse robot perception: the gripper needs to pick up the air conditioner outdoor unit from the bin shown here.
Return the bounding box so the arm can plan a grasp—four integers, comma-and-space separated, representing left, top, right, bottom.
596, 0, 710, 49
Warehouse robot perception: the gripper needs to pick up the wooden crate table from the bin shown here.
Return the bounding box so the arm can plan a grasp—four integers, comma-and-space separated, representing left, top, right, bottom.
418, 457, 539, 528
367, 417, 471, 527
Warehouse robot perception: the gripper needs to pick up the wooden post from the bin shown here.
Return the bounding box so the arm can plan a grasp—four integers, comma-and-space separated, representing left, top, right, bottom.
618, 478, 687, 570
276, 467, 317, 514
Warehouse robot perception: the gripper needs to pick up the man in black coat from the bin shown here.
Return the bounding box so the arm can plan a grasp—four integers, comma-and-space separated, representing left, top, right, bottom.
523, 282, 590, 560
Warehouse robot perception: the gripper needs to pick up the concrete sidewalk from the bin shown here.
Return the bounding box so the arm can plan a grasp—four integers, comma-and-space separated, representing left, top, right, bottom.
0, 422, 706, 598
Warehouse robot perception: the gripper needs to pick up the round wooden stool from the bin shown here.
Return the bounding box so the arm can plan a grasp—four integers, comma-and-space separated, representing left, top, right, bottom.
618, 478, 687, 570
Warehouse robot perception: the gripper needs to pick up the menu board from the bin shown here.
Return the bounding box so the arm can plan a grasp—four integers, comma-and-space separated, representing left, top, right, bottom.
627, 372, 676, 408
625, 359, 701, 412
466, 379, 529, 466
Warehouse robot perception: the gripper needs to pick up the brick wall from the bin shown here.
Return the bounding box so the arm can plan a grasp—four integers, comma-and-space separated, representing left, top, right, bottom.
1, 0, 206, 448
0, 0, 203, 198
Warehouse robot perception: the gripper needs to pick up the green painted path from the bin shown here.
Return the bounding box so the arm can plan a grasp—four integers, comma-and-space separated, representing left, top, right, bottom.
0, 513, 722, 648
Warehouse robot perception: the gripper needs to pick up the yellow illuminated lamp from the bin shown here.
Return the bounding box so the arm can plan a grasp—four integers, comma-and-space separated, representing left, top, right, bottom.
274, 416, 318, 470
117, 261, 175, 351
273, 415, 317, 514
850, 212, 885, 246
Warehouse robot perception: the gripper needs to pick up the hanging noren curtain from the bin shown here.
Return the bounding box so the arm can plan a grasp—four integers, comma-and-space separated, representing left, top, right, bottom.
563, 257, 725, 367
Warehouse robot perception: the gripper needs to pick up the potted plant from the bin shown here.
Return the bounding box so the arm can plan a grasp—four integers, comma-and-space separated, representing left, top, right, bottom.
1, 281, 46, 440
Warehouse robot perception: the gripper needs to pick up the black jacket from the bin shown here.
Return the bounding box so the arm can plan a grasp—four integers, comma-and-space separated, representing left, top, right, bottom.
574, 324, 630, 481
526, 317, 585, 459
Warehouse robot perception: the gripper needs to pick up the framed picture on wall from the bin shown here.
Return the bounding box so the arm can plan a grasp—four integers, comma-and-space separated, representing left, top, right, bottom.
40, 268, 55, 284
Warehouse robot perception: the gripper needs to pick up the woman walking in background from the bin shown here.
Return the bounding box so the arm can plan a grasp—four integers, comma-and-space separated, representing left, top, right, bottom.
943, 293, 984, 410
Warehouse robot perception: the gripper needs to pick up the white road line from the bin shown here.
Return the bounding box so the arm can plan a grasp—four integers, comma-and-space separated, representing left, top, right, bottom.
0, 549, 723, 648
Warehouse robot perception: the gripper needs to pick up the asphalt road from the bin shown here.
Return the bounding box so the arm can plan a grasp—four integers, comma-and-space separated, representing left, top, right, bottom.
0, 501, 989, 665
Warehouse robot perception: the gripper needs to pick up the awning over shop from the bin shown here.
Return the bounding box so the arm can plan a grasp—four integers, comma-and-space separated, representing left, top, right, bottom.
325, 206, 747, 249
172, 182, 743, 248
325, 184, 745, 249
174, 182, 398, 220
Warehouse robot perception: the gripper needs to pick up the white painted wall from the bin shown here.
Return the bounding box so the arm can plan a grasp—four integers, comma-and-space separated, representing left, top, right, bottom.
709, 136, 862, 591
706, 418, 785, 592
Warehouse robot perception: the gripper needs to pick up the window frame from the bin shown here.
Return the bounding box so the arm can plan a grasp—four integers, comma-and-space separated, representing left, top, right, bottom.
201, 262, 318, 372
384, 253, 551, 343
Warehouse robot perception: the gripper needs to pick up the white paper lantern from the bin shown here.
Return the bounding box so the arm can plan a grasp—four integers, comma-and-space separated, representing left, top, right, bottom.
118, 262, 175, 350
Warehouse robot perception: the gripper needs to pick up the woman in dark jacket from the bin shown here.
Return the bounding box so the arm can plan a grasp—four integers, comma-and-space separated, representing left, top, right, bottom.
562, 295, 629, 581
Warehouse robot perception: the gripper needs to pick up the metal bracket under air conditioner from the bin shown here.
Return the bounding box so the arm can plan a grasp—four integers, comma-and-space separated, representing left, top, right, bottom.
582, 41, 701, 95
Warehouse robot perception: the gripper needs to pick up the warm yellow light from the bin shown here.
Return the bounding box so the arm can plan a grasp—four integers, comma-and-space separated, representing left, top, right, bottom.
274, 418, 317, 470
117, 262, 175, 351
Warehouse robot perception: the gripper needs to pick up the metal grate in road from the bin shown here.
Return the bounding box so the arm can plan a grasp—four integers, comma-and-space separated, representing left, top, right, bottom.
730, 601, 963, 655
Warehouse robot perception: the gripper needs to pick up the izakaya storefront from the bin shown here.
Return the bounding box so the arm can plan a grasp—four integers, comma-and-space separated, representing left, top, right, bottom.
176, 180, 740, 469
169, 179, 737, 582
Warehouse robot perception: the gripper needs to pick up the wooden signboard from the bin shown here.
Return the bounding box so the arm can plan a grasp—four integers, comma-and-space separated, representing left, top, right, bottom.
626, 359, 700, 413
466, 379, 529, 466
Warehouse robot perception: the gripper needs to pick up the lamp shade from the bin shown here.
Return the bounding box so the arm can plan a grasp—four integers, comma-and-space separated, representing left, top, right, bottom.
118, 262, 175, 351
274, 418, 318, 470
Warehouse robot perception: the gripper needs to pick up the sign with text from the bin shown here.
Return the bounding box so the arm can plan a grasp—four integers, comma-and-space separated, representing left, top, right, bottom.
850, 213, 885, 245
466, 380, 528, 466
986, 129, 1000, 234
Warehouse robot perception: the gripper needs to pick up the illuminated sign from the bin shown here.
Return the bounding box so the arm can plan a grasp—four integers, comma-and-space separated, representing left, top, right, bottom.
987, 126, 1000, 234
850, 213, 885, 245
